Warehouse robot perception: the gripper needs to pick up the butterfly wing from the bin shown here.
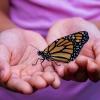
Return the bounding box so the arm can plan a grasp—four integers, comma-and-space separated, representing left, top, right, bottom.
44, 31, 89, 63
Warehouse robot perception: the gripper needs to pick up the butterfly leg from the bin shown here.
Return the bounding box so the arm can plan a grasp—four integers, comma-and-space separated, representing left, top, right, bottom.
32, 58, 40, 66
52, 61, 61, 66
40, 59, 45, 71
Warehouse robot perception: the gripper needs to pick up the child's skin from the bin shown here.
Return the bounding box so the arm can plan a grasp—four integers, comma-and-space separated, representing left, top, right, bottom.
0, 0, 61, 94
0, 28, 61, 94
0, 0, 100, 94
47, 18, 100, 82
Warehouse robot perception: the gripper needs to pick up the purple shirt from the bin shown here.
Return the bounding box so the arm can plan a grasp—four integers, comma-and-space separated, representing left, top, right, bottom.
10, 0, 100, 36
1, 0, 100, 100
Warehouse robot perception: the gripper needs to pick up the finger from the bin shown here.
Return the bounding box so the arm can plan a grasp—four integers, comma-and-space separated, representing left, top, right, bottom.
53, 63, 65, 77
41, 71, 55, 85
0, 45, 11, 82
87, 60, 99, 82
87, 59, 97, 73
0, 62, 10, 82
43, 66, 55, 84
66, 61, 78, 73
29, 74, 47, 89
7, 77, 33, 94
92, 41, 100, 81
66, 61, 88, 82
74, 55, 89, 82
72, 68, 88, 82
51, 72, 61, 89
44, 65, 61, 88
93, 40, 100, 66
44, 65, 54, 72
75, 55, 89, 68
63, 61, 78, 80
63, 68, 72, 80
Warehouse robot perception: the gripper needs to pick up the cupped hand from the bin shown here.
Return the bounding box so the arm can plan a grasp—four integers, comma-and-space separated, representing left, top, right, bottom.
0, 28, 60, 94
46, 17, 100, 82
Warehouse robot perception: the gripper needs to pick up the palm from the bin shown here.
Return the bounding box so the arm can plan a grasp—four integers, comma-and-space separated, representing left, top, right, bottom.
7, 45, 46, 94
47, 18, 100, 81
0, 28, 60, 94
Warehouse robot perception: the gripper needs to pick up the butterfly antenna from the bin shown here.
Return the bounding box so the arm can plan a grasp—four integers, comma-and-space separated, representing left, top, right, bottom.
29, 44, 39, 51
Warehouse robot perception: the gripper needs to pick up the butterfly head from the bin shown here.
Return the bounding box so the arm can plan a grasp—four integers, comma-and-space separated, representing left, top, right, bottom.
38, 51, 51, 60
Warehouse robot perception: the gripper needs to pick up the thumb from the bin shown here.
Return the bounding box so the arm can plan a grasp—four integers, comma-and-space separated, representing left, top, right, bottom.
0, 45, 11, 83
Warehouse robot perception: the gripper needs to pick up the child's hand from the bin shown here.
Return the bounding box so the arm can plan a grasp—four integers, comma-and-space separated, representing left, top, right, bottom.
0, 28, 60, 94
47, 17, 100, 82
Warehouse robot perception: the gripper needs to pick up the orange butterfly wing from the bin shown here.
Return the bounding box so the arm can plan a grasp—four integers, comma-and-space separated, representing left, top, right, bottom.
43, 31, 89, 63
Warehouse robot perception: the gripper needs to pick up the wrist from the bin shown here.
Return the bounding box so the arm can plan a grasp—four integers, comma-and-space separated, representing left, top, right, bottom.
0, 27, 23, 34
0, 11, 18, 32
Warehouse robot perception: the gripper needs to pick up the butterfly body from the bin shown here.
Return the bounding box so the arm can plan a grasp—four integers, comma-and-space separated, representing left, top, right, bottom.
38, 31, 89, 63
38, 51, 51, 61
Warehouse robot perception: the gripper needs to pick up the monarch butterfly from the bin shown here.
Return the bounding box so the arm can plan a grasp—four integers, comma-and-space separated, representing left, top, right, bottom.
32, 31, 89, 66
